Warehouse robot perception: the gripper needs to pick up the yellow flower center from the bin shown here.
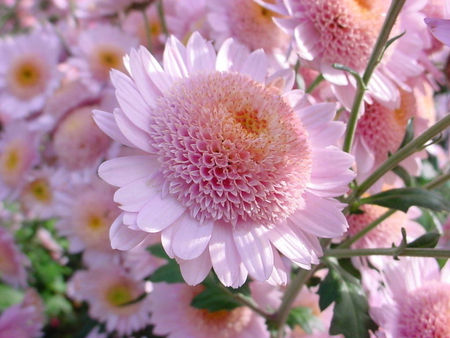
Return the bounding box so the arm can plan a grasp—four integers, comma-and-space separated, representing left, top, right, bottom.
87, 213, 105, 230
14, 62, 41, 87
98, 50, 121, 69
28, 178, 52, 203
105, 284, 135, 307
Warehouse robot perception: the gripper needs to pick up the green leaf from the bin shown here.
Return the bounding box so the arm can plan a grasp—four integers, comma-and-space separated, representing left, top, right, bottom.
398, 117, 415, 149
146, 243, 170, 259
191, 285, 242, 312
392, 165, 413, 187
360, 187, 450, 213
149, 259, 184, 284
406, 232, 440, 248
318, 262, 377, 338
0, 284, 24, 311
287, 306, 324, 334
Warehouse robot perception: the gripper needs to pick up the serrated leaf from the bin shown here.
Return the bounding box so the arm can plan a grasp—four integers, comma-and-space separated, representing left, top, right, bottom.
287, 306, 324, 334
360, 188, 450, 213
146, 243, 170, 259
191, 285, 242, 312
318, 263, 377, 338
149, 259, 184, 283
406, 232, 440, 248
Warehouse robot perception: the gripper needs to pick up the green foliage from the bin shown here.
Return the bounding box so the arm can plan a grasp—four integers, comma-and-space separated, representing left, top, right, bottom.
318, 261, 377, 338
286, 306, 324, 334
406, 232, 440, 249
360, 187, 450, 213
0, 284, 24, 311
148, 259, 185, 284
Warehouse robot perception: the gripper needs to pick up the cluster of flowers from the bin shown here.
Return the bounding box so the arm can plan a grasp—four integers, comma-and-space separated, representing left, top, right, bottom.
1, 0, 450, 337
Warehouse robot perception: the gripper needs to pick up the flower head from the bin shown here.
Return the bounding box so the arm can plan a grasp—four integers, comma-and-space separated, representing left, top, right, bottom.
95, 32, 354, 287
0, 226, 29, 288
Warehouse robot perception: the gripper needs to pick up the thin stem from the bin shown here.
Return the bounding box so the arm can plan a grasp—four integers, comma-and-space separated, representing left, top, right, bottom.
347, 114, 450, 204
141, 8, 153, 53
305, 73, 324, 94
342, 0, 407, 153
324, 247, 450, 259
157, 0, 169, 37
273, 267, 319, 338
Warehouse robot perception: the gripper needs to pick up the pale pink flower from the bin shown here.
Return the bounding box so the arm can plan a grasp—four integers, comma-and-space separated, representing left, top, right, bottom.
0, 122, 41, 202
363, 257, 450, 338
352, 87, 430, 185
0, 226, 29, 288
95, 32, 354, 287
347, 204, 424, 268
150, 282, 270, 338
68, 24, 139, 93
0, 289, 45, 338
425, 17, 450, 47
277, 0, 425, 110
207, 0, 290, 66
67, 265, 152, 335
55, 176, 120, 254
0, 25, 61, 119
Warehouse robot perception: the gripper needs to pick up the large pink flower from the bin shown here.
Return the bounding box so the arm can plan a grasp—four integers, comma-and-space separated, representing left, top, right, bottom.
94, 32, 354, 287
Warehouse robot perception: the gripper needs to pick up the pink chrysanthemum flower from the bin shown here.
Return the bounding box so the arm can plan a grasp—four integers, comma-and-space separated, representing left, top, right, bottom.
0, 226, 29, 288
347, 204, 424, 268
363, 257, 450, 338
55, 176, 120, 254
95, 32, 354, 287
277, 0, 424, 109
352, 87, 430, 184
0, 122, 41, 202
0, 288, 45, 338
68, 24, 138, 93
150, 282, 270, 338
207, 0, 290, 66
67, 265, 152, 336
0, 25, 61, 120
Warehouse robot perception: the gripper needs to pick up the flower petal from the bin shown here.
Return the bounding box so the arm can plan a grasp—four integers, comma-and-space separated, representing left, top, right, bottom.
110, 214, 149, 250
178, 248, 212, 285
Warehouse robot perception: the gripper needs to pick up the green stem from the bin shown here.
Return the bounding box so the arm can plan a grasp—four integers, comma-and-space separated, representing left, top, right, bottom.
272, 267, 319, 338
324, 247, 450, 259
157, 0, 169, 37
305, 73, 324, 94
141, 8, 153, 53
342, 0, 407, 154
347, 114, 450, 204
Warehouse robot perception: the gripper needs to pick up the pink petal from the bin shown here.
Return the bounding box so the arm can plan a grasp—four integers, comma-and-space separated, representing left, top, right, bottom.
209, 222, 248, 287
425, 18, 450, 47
136, 195, 186, 232
98, 155, 160, 187
92, 109, 134, 148
216, 38, 250, 72
321, 62, 348, 86
289, 192, 348, 238
186, 32, 216, 73
232, 224, 274, 282
113, 108, 153, 153
163, 37, 188, 79
110, 214, 149, 250
266, 247, 288, 286
179, 248, 212, 285
239, 49, 268, 83
294, 22, 320, 61
171, 214, 214, 260
114, 176, 160, 212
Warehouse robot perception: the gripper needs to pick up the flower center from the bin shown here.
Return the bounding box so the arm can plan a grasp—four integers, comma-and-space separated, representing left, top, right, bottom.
224, 0, 289, 51
300, 0, 386, 70
8, 58, 46, 100
150, 71, 312, 226
105, 283, 135, 307
90, 45, 124, 81
397, 282, 450, 338
15, 62, 41, 87
28, 178, 52, 203
0, 140, 27, 186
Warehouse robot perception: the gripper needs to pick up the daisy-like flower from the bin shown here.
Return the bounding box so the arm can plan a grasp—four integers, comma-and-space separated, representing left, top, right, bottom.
67, 265, 152, 336
0, 288, 45, 338
0, 122, 41, 202
0, 226, 29, 288
55, 176, 121, 254
363, 257, 450, 338
277, 0, 424, 110
68, 24, 139, 93
207, 0, 290, 65
150, 282, 270, 338
95, 32, 354, 287
0, 25, 61, 120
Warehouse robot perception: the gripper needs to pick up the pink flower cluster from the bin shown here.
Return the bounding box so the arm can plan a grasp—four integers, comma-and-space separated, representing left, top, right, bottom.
0, 0, 449, 337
